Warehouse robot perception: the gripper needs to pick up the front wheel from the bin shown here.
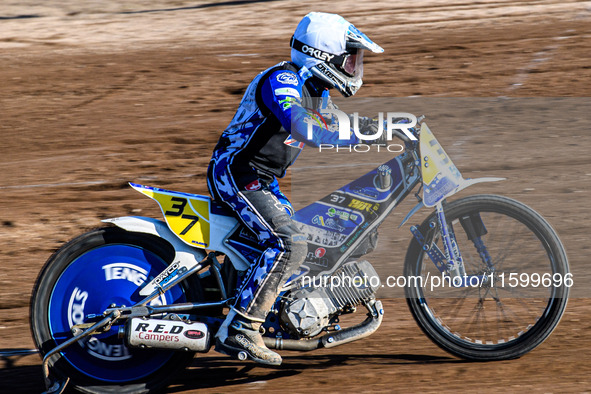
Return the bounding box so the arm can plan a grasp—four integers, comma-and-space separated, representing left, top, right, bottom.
30, 227, 200, 393
404, 195, 569, 361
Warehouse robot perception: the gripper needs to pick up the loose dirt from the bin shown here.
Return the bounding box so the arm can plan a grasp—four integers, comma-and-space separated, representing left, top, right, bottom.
1, 1, 590, 392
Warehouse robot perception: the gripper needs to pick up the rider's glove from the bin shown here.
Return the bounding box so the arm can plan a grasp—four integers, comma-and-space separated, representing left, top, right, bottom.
359, 119, 387, 145
361, 117, 418, 144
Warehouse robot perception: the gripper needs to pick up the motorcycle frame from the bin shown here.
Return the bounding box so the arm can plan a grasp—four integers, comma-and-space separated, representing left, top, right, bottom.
42, 119, 505, 391
63, 119, 509, 333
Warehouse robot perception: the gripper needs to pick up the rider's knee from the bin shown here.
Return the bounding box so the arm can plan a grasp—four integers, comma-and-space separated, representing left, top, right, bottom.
276, 223, 307, 266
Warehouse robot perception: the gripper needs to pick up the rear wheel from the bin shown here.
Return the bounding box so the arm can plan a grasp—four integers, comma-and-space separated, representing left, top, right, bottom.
404, 195, 569, 360
30, 227, 201, 393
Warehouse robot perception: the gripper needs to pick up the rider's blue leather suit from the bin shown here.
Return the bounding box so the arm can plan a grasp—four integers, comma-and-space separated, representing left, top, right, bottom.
207, 61, 359, 321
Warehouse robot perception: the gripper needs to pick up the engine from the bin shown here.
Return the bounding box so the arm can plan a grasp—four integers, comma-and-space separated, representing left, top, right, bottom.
280, 260, 381, 338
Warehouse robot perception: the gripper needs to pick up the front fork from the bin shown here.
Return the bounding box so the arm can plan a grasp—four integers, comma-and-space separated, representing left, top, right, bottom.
411, 201, 495, 286
435, 202, 467, 279
410, 201, 467, 282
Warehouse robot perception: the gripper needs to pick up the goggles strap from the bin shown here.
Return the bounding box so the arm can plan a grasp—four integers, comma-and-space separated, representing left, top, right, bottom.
290, 36, 347, 67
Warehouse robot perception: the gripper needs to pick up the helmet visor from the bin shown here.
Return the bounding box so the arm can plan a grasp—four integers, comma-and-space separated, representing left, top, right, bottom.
342, 49, 364, 78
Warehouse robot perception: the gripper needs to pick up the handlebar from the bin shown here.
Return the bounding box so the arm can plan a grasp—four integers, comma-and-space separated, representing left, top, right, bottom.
391, 129, 413, 144
391, 114, 424, 144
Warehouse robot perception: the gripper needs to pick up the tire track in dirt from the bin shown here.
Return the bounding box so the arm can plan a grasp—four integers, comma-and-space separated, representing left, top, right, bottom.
70, 74, 138, 109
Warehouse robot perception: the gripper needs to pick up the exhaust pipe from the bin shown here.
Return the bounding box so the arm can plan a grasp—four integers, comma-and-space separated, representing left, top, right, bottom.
264, 300, 383, 351
125, 317, 210, 352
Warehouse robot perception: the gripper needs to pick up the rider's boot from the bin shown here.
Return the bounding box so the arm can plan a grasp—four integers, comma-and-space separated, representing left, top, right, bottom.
215, 309, 282, 366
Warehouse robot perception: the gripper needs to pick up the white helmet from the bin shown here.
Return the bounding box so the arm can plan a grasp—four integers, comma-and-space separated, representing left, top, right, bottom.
291, 12, 384, 97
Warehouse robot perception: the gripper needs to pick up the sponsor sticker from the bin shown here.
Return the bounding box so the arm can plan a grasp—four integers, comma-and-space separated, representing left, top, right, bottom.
279, 97, 298, 111
301, 44, 335, 62
276, 72, 299, 86
306, 250, 329, 267
312, 215, 345, 232
184, 330, 205, 339
274, 87, 300, 97
327, 207, 350, 221
103, 263, 148, 286
348, 199, 379, 212
314, 247, 326, 258
245, 179, 262, 191
153, 262, 181, 286
284, 135, 305, 149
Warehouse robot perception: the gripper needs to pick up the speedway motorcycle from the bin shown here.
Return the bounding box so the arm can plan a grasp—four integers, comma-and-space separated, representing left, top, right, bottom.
31, 119, 570, 393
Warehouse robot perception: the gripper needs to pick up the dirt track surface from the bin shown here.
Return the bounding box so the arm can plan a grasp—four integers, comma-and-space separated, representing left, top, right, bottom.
1, 0, 591, 392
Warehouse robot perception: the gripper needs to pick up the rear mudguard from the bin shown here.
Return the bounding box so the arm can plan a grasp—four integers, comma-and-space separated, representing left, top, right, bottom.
102, 216, 207, 296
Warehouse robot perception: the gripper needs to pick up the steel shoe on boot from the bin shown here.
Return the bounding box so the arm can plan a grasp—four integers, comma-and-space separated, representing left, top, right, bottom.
215, 316, 282, 366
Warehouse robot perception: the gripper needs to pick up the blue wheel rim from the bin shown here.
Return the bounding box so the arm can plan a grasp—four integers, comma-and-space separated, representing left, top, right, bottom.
48, 243, 187, 382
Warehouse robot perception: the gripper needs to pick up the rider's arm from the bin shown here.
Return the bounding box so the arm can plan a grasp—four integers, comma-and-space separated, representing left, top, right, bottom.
259, 70, 361, 147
